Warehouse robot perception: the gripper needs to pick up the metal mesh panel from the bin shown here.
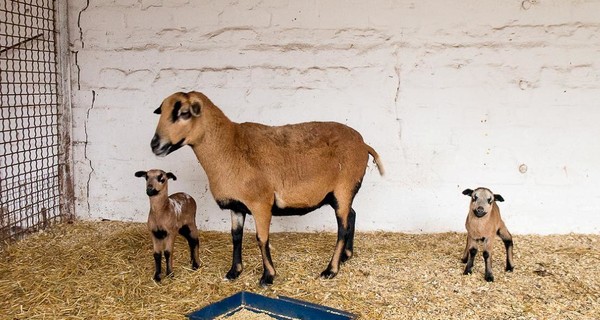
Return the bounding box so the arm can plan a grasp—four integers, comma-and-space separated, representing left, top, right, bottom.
1, 0, 67, 243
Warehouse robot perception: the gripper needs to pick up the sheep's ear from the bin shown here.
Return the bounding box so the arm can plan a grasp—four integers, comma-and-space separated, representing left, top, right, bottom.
494, 194, 504, 202
135, 171, 147, 178
190, 102, 201, 117
154, 105, 161, 114
166, 172, 177, 181
462, 189, 473, 196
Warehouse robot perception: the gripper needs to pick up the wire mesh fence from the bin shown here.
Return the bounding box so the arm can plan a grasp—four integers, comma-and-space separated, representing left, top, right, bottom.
1, 0, 71, 244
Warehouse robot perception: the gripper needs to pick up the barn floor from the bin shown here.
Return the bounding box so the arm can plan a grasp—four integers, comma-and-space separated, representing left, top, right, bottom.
0, 221, 598, 319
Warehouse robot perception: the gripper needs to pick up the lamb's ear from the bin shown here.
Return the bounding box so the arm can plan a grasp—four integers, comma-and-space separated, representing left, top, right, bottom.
166, 172, 177, 181
135, 171, 147, 178
462, 189, 473, 196
494, 194, 505, 202
154, 105, 161, 114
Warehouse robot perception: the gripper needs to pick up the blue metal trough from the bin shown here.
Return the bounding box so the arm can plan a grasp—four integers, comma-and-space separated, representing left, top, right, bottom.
187, 291, 356, 320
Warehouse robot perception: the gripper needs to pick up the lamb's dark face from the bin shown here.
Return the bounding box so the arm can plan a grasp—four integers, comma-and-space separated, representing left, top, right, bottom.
134, 169, 176, 197
462, 187, 504, 218
151, 92, 203, 157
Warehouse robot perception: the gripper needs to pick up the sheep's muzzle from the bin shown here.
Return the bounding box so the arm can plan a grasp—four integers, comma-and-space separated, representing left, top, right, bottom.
151, 134, 185, 157
146, 188, 159, 197
473, 207, 487, 218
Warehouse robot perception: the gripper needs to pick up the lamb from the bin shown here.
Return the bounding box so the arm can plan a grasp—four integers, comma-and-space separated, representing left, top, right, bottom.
461, 187, 514, 282
135, 169, 200, 281
149, 91, 384, 286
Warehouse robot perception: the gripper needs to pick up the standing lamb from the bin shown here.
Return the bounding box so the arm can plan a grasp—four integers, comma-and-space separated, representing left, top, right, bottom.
135, 169, 200, 281
149, 91, 384, 286
461, 187, 514, 282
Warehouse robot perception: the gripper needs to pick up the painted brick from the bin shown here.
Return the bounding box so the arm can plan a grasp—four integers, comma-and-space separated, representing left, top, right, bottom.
67, 0, 600, 234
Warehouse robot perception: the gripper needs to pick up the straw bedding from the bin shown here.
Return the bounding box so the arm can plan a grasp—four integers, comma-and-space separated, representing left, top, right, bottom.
0, 220, 598, 319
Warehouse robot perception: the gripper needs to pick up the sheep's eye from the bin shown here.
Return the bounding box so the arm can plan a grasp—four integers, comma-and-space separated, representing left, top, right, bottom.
487, 198, 492, 204
473, 195, 478, 201
180, 111, 191, 120
157, 176, 165, 183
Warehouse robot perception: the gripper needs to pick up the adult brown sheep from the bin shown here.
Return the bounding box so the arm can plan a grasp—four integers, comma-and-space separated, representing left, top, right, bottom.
150, 91, 384, 286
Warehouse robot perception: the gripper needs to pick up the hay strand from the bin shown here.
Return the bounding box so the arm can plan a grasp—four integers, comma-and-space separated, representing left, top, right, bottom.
0, 221, 599, 319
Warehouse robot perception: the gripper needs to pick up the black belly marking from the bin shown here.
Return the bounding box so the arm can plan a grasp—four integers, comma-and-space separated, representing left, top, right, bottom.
271, 192, 337, 216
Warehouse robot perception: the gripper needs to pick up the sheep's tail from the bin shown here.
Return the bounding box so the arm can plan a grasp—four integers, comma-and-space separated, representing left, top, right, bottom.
366, 144, 385, 176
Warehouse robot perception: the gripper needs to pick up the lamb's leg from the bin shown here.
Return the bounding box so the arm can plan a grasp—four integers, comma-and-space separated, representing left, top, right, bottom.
461, 236, 472, 263
482, 238, 494, 282
497, 223, 514, 272
151, 236, 163, 281
463, 238, 477, 275
226, 211, 246, 280
179, 224, 200, 270
164, 233, 176, 278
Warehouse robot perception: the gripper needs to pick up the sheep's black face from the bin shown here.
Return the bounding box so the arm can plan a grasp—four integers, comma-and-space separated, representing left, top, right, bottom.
462, 187, 504, 218
151, 92, 203, 157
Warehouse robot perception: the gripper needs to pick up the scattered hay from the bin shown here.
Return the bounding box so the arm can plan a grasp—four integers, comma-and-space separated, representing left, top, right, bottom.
0, 221, 599, 319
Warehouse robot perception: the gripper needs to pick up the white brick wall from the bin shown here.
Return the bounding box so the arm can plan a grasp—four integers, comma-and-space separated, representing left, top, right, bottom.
67, 0, 600, 234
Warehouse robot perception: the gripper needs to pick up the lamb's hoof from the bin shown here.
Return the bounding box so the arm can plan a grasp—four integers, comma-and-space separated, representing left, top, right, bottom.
461, 257, 468, 264
463, 269, 472, 275
506, 265, 514, 272
259, 274, 274, 287
192, 262, 199, 270
225, 268, 241, 280
166, 271, 174, 279
153, 274, 161, 282
320, 269, 338, 279
485, 274, 494, 282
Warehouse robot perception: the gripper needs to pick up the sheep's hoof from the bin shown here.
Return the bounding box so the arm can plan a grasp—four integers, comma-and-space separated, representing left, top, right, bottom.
461, 257, 468, 263
506, 265, 514, 272
225, 268, 242, 280
320, 269, 338, 279
192, 262, 200, 270
485, 274, 494, 282
153, 274, 161, 282
463, 269, 472, 275
259, 274, 274, 287
341, 250, 353, 263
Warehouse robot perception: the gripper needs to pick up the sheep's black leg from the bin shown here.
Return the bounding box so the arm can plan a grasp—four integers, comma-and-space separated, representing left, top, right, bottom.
153, 252, 162, 281
341, 181, 361, 263
321, 209, 349, 279
258, 235, 275, 287
179, 225, 200, 270
226, 211, 246, 280
252, 207, 275, 287
463, 247, 477, 275
341, 208, 356, 263
497, 225, 514, 272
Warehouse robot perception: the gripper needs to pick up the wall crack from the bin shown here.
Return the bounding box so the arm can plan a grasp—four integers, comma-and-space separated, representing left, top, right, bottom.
74, 0, 90, 90
85, 90, 96, 214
